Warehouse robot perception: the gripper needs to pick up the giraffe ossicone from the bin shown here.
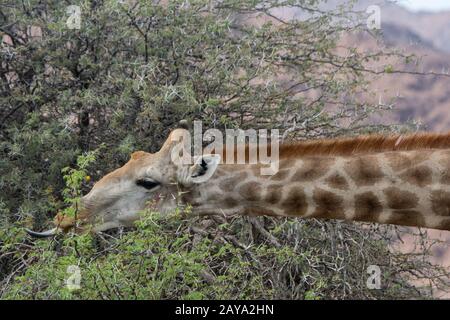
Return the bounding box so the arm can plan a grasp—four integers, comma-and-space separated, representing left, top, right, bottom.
26, 128, 450, 237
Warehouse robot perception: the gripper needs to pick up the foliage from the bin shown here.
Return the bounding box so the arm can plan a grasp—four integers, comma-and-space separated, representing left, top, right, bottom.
2, 209, 447, 299
61, 149, 100, 217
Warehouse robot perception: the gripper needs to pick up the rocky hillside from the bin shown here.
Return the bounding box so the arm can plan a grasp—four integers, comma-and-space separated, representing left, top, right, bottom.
330, 0, 450, 131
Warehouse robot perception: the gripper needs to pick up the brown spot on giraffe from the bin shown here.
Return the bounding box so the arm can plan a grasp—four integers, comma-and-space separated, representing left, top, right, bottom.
384, 187, 419, 210
325, 173, 349, 190
292, 157, 335, 182
312, 188, 345, 219
265, 184, 283, 205
442, 218, 450, 231
222, 197, 239, 209
281, 187, 308, 216
399, 165, 433, 187
239, 181, 262, 202
205, 192, 221, 202
354, 191, 383, 222
430, 190, 450, 217
344, 155, 384, 187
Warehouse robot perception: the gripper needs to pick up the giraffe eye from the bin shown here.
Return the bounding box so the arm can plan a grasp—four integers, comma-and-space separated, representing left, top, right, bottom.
136, 178, 160, 190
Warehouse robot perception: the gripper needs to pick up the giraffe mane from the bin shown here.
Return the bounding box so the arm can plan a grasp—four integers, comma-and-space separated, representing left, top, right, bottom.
279, 132, 450, 158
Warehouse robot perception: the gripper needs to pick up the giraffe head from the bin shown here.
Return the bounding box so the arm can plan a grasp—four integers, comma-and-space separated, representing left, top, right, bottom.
26, 128, 221, 237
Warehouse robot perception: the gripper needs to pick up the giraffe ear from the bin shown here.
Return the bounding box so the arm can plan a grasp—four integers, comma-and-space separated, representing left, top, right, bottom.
189, 154, 221, 184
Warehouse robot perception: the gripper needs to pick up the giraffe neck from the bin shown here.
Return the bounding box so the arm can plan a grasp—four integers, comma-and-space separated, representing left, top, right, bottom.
186, 149, 450, 231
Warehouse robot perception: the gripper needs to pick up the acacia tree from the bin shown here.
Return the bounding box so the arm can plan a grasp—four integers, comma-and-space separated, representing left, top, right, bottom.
0, 0, 448, 299
0, 0, 403, 214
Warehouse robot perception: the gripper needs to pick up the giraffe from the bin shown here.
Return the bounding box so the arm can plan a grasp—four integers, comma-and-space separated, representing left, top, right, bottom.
26, 128, 450, 237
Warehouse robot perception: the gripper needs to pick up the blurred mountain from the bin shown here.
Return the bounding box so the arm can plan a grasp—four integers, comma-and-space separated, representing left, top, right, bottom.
322, 0, 450, 53
369, 23, 450, 131
377, 3, 450, 131
272, 0, 450, 131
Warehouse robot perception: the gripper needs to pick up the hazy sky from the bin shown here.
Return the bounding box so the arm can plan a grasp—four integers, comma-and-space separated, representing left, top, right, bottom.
397, 0, 450, 12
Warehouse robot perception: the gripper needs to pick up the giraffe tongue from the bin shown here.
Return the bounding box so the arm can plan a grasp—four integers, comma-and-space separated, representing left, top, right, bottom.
25, 227, 59, 238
